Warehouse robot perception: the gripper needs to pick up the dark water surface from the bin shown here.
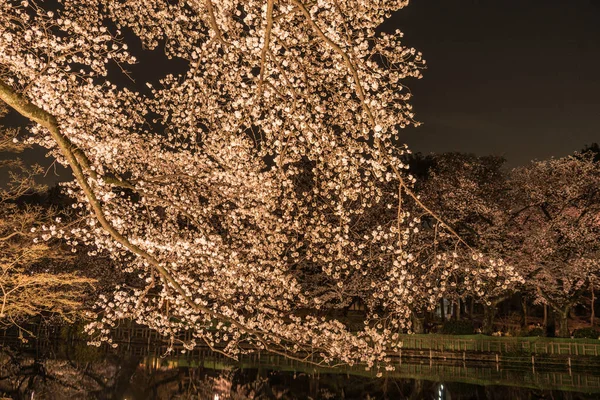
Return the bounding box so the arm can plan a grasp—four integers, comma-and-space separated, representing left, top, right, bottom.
2, 327, 600, 399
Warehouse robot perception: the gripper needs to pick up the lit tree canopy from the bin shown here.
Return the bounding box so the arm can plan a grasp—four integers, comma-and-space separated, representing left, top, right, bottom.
0, 0, 488, 366
415, 154, 523, 309
508, 154, 600, 336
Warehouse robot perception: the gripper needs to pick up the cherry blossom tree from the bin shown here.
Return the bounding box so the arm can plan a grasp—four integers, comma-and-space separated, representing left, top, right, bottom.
413, 153, 524, 333
508, 154, 600, 337
0, 0, 483, 365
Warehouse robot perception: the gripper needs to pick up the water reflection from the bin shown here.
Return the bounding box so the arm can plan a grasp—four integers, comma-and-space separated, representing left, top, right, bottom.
2, 332, 600, 399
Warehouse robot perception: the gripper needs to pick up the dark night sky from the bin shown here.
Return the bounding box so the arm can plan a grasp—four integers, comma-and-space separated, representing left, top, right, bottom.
384, 0, 600, 165
2, 0, 600, 187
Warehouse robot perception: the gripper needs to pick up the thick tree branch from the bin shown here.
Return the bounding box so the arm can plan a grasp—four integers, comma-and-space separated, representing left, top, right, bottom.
257, 0, 275, 97
202, 0, 228, 45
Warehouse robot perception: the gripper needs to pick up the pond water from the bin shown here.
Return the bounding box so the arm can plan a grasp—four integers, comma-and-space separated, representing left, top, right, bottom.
2, 327, 600, 399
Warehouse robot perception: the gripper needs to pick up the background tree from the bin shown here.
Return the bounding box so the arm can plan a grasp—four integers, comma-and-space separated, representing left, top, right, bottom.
508, 154, 600, 337
413, 153, 523, 333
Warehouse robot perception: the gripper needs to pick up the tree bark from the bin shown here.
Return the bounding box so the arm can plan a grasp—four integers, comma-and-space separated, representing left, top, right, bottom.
440, 298, 445, 322
521, 295, 528, 329
470, 297, 474, 318
545, 306, 556, 337
411, 313, 425, 334
482, 303, 497, 335
592, 281, 596, 327
556, 307, 571, 338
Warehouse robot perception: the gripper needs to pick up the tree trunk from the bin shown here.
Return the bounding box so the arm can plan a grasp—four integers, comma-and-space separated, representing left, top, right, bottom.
470, 297, 474, 318
521, 295, 528, 329
482, 303, 497, 335
592, 281, 596, 327
426, 310, 434, 332
411, 312, 425, 334
455, 299, 461, 320
556, 307, 571, 338
545, 306, 556, 337
440, 298, 445, 322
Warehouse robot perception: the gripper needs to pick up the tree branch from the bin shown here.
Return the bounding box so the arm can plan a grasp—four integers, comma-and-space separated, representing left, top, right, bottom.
257, 0, 275, 97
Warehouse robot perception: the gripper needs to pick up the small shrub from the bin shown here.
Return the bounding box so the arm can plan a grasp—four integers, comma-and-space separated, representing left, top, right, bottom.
572, 328, 600, 339
525, 327, 545, 337
440, 320, 474, 335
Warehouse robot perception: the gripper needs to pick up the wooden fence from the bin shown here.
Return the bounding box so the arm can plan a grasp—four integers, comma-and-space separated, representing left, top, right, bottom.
396, 334, 600, 357
5, 324, 600, 359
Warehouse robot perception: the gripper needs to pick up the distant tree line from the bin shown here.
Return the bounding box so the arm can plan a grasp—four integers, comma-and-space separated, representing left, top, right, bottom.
401, 143, 600, 337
